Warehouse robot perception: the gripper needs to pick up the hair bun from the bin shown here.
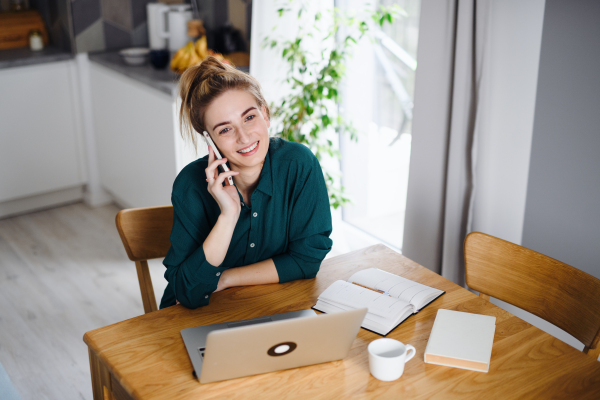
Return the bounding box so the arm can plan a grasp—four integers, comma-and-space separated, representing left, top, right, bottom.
178, 56, 270, 151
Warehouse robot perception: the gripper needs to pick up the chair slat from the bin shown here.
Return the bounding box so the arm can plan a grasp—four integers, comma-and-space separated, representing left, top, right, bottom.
116, 206, 173, 262
136, 260, 158, 313
465, 232, 600, 357
116, 206, 173, 314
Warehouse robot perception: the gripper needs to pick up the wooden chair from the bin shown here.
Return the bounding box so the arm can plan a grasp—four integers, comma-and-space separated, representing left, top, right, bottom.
115, 206, 174, 314
464, 232, 600, 360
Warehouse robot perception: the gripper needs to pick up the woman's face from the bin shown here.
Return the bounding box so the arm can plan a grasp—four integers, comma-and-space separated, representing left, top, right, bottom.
203, 89, 270, 171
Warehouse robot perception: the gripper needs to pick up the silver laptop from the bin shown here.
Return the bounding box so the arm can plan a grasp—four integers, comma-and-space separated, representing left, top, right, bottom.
181, 308, 368, 383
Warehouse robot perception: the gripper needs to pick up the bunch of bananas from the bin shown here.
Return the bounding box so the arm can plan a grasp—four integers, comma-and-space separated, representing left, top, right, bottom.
170, 36, 231, 74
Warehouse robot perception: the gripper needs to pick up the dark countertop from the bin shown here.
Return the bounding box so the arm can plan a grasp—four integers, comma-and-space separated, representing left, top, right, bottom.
89, 51, 180, 97
88, 51, 250, 97
0, 47, 74, 69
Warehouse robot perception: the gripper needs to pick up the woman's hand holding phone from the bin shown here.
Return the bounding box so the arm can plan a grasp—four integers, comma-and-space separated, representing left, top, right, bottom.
202, 132, 240, 267
205, 146, 240, 219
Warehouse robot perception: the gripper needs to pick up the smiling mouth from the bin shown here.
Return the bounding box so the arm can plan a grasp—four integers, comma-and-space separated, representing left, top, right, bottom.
237, 141, 259, 154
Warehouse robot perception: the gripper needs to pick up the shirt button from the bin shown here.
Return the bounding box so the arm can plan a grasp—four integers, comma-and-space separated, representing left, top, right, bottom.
205, 295, 209, 299
216, 272, 221, 276
253, 212, 258, 217
250, 243, 255, 248
241, 202, 245, 207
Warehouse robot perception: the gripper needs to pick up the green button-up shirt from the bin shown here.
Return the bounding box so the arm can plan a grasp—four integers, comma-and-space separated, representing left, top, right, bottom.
160, 138, 333, 309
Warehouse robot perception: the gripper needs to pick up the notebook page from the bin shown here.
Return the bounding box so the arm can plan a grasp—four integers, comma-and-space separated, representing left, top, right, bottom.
349, 268, 442, 308
318, 280, 412, 320
409, 287, 444, 310
314, 299, 411, 334
349, 268, 420, 297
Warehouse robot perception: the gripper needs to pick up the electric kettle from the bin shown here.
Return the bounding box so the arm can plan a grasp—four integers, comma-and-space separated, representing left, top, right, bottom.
147, 3, 193, 51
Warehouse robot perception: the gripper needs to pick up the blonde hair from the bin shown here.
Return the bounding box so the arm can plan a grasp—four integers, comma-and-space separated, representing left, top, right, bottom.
178, 56, 270, 149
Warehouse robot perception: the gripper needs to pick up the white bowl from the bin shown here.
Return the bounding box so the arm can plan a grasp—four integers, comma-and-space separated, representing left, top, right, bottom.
119, 48, 150, 66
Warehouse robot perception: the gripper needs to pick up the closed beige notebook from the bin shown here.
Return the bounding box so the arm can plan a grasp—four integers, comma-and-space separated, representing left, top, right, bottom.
424, 309, 496, 372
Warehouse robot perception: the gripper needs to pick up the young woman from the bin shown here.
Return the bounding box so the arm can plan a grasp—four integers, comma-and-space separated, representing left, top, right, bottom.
160, 57, 333, 309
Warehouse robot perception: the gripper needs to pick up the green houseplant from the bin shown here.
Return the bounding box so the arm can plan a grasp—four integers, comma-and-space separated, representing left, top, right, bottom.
264, 2, 402, 209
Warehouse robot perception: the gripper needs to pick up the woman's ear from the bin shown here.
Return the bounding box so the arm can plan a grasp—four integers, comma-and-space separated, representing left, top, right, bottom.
261, 105, 270, 128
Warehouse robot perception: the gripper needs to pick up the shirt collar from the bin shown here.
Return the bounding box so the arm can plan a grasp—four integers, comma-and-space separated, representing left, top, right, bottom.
255, 148, 273, 197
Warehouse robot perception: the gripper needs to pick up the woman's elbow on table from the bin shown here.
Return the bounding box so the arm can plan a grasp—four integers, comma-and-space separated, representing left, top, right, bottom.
176, 289, 211, 309
173, 277, 213, 309
302, 261, 321, 280
275, 246, 331, 282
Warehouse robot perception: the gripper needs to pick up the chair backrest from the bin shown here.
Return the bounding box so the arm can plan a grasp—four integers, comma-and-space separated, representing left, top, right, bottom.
464, 232, 600, 358
115, 206, 174, 314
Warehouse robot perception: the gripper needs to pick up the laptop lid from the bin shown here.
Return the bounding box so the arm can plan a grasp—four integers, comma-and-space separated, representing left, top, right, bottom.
181, 309, 317, 380
199, 308, 368, 383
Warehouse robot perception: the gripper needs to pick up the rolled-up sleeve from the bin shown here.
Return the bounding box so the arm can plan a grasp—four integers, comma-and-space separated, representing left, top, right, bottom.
273, 156, 333, 282
163, 194, 226, 309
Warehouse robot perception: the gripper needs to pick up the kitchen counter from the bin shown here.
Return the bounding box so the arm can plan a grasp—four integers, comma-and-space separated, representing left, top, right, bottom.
88, 51, 250, 97
89, 51, 179, 97
0, 46, 74, 69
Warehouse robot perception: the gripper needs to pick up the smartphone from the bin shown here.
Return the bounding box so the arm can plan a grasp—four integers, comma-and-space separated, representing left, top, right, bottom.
203, 131, 234, 186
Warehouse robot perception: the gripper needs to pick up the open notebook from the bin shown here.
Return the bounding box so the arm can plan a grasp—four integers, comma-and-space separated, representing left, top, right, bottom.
313, 268, 445, 335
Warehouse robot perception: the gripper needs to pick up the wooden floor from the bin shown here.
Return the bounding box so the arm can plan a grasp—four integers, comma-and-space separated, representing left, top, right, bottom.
0, 202, 352, 400
0, 202, 169, 400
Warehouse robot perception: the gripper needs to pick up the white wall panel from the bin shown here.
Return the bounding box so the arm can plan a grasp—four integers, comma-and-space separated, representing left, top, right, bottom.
0, 61, 85, 202
90, 63, 177, 208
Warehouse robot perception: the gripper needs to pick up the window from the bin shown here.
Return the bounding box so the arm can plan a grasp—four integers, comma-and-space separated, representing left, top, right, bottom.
338, 0, 421, 251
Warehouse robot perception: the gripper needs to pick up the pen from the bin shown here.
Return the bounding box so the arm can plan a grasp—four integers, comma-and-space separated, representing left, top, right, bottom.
352, 282, 387, 295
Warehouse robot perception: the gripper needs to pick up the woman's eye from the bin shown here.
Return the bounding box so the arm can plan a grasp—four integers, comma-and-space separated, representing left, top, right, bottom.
245, 114, 255, 122
219, 127, 231, 134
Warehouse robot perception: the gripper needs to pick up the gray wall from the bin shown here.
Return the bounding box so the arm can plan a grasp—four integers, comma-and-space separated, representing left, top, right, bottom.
522, 0, 600, 280
32, 0, 74, 52
70, 0, 154, 53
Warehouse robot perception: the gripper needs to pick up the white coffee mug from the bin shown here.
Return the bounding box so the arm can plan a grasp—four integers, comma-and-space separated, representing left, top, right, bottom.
368, 338, 416, 381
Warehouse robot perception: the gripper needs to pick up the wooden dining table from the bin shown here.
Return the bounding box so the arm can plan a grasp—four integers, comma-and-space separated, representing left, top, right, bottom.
84, 244, 600, 399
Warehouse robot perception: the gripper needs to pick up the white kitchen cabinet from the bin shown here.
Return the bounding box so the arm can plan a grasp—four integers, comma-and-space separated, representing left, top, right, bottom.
0, 60, 86, 217
89, 62, 200, 208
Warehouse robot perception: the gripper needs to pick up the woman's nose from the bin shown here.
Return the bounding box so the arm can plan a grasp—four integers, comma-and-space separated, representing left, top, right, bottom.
236, 126, 251, 143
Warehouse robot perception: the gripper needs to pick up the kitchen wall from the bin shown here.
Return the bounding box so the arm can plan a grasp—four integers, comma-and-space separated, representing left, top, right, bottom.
7, 0, 74, 52
473, 0, 600, 353
70, 0, 250, 53
228, 0, 250, 48
522, 0, 600, 280
39, 0, 73, 52
470, 0, 544, 248
71, 0, 153, 53
482, 0, 600, 355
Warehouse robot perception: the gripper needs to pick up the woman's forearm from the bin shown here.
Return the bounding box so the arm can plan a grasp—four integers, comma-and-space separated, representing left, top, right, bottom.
202, 213, 238, 266
216, 258, 279, 291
